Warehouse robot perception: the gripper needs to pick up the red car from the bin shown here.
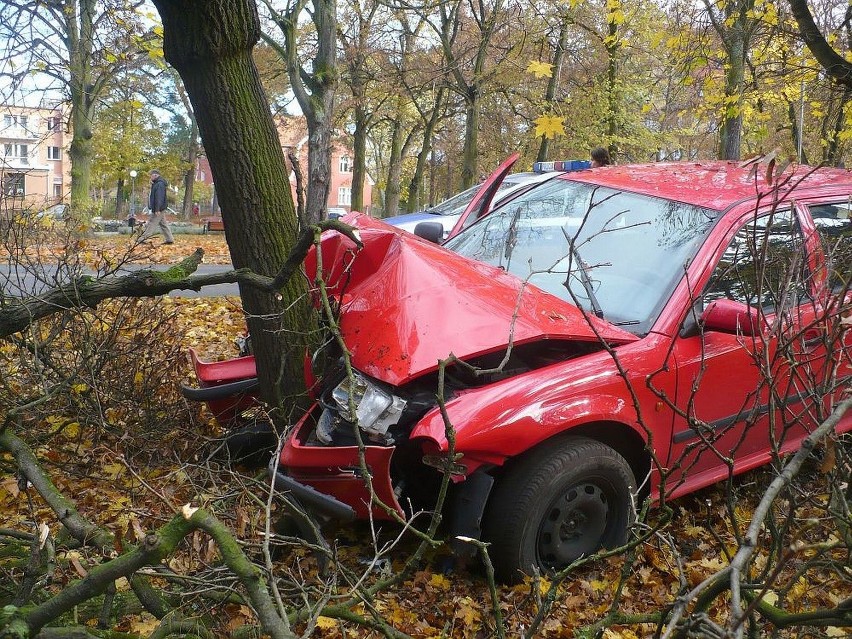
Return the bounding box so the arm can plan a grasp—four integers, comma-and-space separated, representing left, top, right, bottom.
196, 161, 852, 581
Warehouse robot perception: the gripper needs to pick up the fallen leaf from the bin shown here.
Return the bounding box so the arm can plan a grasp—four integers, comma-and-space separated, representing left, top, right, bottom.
315, 616, 337, 629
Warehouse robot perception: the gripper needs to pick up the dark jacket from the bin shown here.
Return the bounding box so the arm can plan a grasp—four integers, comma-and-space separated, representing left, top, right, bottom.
149, 176, 168, 212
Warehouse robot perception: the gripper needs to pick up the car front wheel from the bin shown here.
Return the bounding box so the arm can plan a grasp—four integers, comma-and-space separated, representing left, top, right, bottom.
482, 436, 636, 582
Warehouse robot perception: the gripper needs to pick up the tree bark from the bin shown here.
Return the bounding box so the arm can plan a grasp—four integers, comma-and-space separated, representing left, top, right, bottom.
461, 91, 480, 189
406, 87, 445, 213
704, 0, 751, 161
536, 14, 570, 164
384, 102, 406, 217
718, 33, 745, 160
351, 103, 369, 212
151, 0, 316, 414
789, 0, 852, 89
66, 0, 97, 211
180, 113, 200, 219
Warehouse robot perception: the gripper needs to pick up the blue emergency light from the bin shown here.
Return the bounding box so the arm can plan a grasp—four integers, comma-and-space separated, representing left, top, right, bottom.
533, 160, 591, 172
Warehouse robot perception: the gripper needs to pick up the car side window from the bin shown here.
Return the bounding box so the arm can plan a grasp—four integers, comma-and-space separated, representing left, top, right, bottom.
808, 202, 852, 292
703, 210, 808, 313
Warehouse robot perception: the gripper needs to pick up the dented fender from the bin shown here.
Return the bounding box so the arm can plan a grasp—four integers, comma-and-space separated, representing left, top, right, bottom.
410, 344, 670, 475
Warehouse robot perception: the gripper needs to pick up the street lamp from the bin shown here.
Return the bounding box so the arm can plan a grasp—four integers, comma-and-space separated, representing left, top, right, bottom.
129, 169, 138, 215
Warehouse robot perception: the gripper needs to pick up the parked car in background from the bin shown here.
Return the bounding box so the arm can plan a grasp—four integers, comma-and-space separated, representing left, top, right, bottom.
186, 161, 852, 582
35, 203, 67, 221
382, 156, 577, 239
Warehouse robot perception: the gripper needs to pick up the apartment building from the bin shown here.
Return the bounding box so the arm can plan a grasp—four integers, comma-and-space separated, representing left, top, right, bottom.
193, 116, 373, 216
275, 114, 373, 215
0, 104, 69, 212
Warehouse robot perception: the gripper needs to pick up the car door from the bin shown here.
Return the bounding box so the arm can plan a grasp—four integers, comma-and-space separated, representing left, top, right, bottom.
665, 208, 815, 497
445, 153, 519, 240
802, 200, 852, 432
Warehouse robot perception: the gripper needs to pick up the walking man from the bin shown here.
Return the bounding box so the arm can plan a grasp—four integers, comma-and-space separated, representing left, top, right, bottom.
140, 169, 174, 244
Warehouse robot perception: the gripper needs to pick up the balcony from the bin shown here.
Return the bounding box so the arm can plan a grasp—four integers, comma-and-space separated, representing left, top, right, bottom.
2, 156, 33, 170
0, 125, 39, 142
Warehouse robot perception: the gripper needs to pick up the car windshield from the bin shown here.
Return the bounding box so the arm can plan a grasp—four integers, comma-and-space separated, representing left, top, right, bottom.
444, 178, 717, 334
429, 181, 518, 216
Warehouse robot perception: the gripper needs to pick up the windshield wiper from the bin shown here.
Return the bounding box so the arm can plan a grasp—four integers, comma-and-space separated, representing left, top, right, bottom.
562, 236, 604, 319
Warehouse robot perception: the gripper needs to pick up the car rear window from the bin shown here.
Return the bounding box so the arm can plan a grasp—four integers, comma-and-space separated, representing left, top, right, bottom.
808, 202, 852, 292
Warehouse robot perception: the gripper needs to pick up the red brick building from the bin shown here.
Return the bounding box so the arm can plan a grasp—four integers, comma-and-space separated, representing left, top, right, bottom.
195, 115, 372, 215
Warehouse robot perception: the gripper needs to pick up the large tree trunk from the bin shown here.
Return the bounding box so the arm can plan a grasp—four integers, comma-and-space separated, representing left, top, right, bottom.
718, 34, 745, 160
181, 118, 200, 219
351, 103, 368, 212
268, 0, 338, 225
305, 115, 333, 224
822, 86, 850, 166
406, 87, 445, 213
605, 19, 619, 157
789, 0, 852, 90
113, 176, 126, 219
66, 0, 97, 212
152, 0, 315, 415
68, 88, 95, 212
536, 15, 570, 164
384, 102, 405, 217
460, 90, 480, 189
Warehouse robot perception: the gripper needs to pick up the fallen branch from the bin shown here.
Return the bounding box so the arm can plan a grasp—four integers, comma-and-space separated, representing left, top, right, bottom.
0, 220, 362, 340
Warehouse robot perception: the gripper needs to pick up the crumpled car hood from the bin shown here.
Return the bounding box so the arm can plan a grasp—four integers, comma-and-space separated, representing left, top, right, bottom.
310, 213, 638, 386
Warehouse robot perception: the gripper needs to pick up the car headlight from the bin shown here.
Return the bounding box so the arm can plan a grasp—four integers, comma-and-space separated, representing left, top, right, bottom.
331, 371, 407, 438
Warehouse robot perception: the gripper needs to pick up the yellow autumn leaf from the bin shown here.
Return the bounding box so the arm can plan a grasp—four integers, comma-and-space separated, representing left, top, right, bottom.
129, 613, 161, 635
534, 115, 565, 139
429, 572, 451, 591
589, 578, 609, 592
101, 463, 125, 480
526, 60, 554, 79
71, 383, 89, 394
63, 422, 80, 439
315, 616, 337, 629
789, 576, 808, 602
134, 371, 144, 386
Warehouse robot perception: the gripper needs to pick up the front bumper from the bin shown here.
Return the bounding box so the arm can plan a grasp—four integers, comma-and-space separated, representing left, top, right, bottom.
274, 403, 406, 521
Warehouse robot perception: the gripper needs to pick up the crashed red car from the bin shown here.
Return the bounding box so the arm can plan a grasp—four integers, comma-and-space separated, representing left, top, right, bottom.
197, 161, 852, 581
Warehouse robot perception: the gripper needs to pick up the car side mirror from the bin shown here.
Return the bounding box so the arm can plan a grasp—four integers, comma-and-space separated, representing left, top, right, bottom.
700, 298, 761, 336
413, 221, 444, 243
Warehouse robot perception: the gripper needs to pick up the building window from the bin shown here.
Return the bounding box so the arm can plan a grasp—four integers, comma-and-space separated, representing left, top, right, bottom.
339, 155, 352, 173
53, 184, 62, 198
47, 117, 60, 131
3, 144, 29, 164
2, 114, 31, 131
338, 186, 352, 206
3, 173, 24, 196
47, 146, 61, 160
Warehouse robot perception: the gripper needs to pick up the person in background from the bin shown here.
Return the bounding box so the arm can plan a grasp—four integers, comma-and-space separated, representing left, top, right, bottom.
590, 147, 611, 167
140, 169, 174, 244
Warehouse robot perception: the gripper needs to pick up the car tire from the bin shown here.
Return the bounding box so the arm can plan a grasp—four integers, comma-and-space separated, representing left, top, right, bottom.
482, 436, 636, 583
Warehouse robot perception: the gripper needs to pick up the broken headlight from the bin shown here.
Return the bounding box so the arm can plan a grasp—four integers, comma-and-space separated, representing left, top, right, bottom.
316, 371, 407, 444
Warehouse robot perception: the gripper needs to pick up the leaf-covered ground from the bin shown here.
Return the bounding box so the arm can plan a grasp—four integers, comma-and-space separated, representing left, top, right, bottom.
1, 235, 850, 638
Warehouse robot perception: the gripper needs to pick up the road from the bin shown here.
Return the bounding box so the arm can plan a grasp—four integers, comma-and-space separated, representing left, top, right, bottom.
0, 263, 240, 298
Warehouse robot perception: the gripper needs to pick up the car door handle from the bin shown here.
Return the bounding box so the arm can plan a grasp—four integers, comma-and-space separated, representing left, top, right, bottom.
803, 329, 824, 347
